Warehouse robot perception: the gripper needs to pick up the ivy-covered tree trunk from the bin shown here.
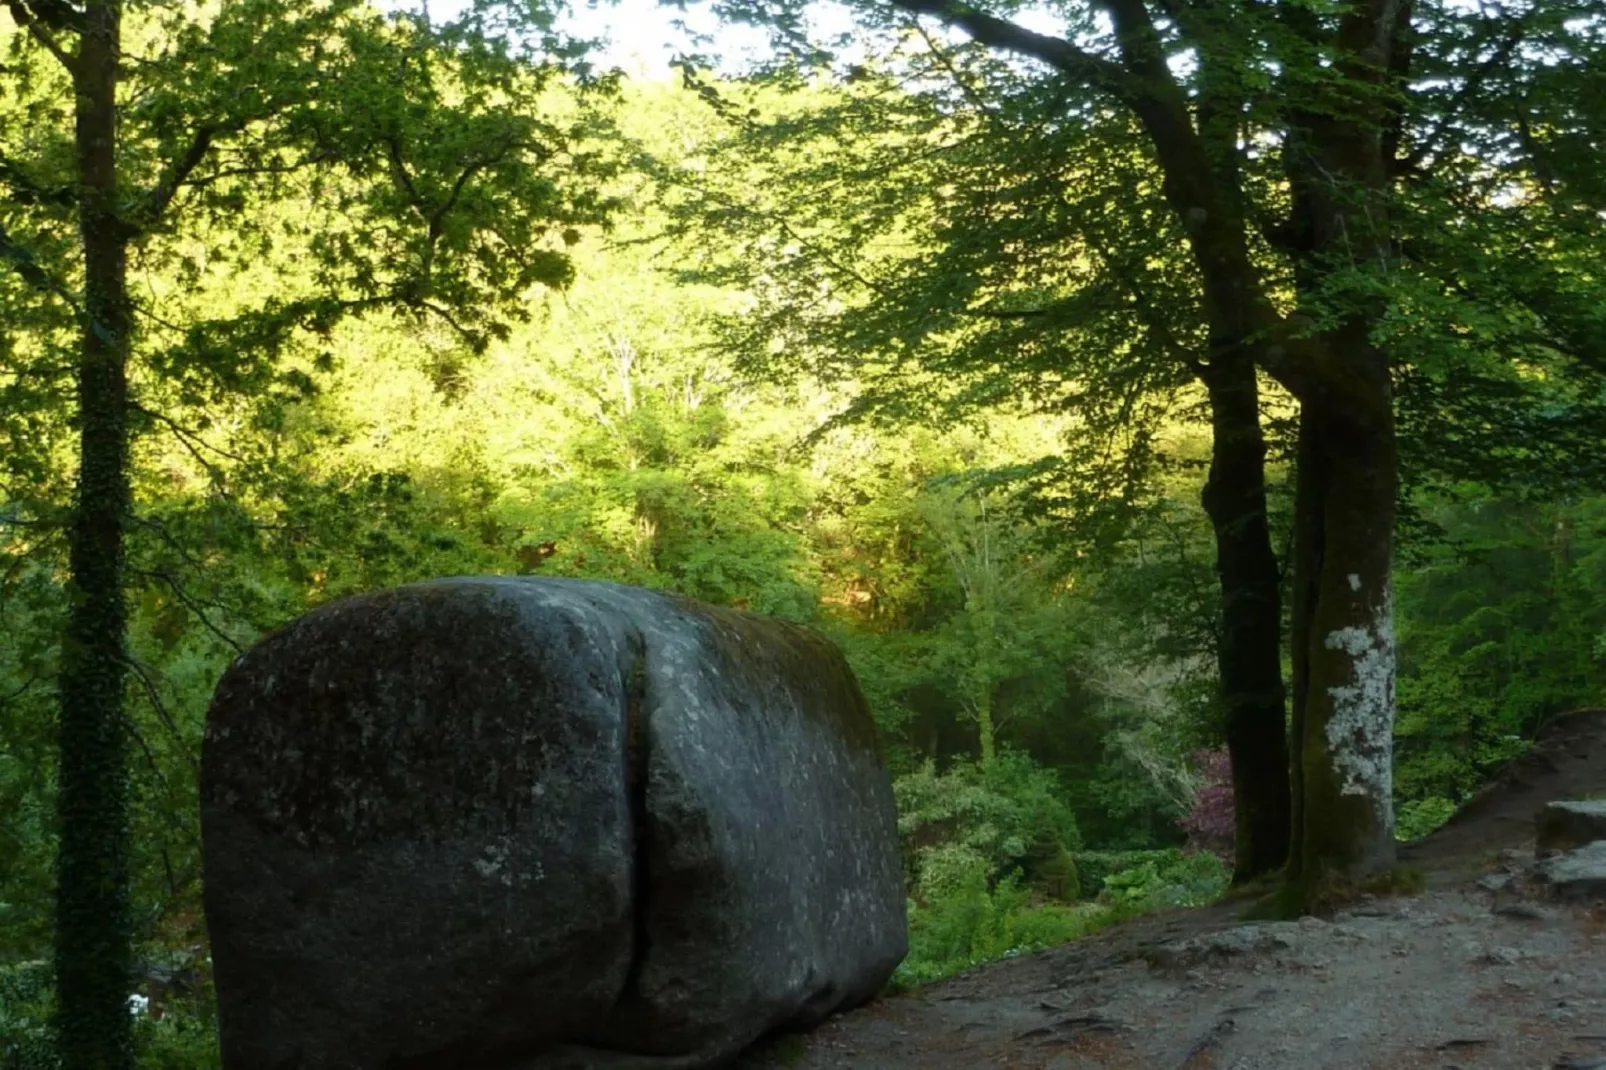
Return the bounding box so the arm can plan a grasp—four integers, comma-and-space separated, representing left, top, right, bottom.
1200, 353, 1290, 882
55, 4, 136, 1066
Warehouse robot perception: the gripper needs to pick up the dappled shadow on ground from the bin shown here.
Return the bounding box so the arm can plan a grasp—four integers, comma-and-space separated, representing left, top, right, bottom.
741, 708, 1606, 1070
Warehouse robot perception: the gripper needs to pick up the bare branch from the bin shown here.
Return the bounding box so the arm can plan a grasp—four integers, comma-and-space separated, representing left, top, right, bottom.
130, 567, 246, 655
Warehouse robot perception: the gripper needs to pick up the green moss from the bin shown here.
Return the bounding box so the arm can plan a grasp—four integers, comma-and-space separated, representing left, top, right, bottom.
1249, 865, 1428, 919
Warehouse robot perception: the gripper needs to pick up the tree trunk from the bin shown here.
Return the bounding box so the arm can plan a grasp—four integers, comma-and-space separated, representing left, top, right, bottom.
1279, 54, 1405, 888
1286, 336, 1399, 888
55, 5, 136, 1067
1200, 352, 1291, 882
975, 690, 997, 767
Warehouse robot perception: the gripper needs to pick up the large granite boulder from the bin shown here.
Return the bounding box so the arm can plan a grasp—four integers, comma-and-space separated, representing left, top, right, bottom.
201, 577, 906, 1070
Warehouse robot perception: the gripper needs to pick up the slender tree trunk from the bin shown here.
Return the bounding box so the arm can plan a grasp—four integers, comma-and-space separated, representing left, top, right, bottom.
1286, 334, 1399, 888
975, 691, 997, 767
1285, 411, 1319, 882
1199, 352, 1291, 882
55, 4, 136, 1067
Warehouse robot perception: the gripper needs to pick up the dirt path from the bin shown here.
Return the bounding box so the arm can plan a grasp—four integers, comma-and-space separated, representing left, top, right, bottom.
741, 709, 1606, 1070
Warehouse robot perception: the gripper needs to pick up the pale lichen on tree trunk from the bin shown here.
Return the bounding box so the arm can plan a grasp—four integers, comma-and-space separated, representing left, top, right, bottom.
1289, 388, 1400, 889
1321, 592, 1396, 811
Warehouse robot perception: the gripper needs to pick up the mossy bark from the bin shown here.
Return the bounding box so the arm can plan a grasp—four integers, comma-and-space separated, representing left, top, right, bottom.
1277, 16, 1407, 891
1286, 366, 1399, 889
54, 5, 137, 1067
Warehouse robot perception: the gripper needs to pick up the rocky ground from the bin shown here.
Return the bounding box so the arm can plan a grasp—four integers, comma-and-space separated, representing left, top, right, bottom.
739, 709, 1606, 1070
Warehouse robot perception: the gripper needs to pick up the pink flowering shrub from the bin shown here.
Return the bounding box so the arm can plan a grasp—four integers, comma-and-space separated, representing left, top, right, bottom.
1178, 748, 1235, 865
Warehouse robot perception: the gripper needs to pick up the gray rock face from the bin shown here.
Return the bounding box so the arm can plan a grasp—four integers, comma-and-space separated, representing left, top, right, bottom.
1540, 841, 1606, 901
201, 577, 906, 1070
1536, 800, 1606, 856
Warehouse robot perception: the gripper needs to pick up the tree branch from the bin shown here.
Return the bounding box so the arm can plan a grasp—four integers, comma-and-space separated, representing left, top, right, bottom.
886, 0, 1138, 97
5, 0, 79, 72
142, 125, 226, 228
403, 296, 492, 352
0, 152, 76, 208
427, 140, 548, 238
907, 18, 997, 114
120, 654, 200, 772
129, 567, 245, 656
385, 135, 424, 209
0, 220, 81, 310
130, 402, 249, 495
0, 669, 43, 712
161, 149, 342, 196
1101, 0, 1181, 93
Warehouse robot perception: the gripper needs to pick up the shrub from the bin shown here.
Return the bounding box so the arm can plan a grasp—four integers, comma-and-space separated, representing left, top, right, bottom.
1096, 848, 1230, 911
1072, 849, 1170, 898
1396, 795, 1458, 842
894, 750, 1082, 904
895, 855, 1092, 987
1177, 748, 1235, 864
0, 959, 220, 1070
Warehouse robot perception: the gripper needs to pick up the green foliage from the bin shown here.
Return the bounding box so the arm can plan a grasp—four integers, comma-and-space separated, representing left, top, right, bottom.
0, 960, 53, 1070
895, 865, 1094, 987
895, 846, 1231, 987
894, 752, 1080, 903
1393, 494, 1606, 817
1072, 850, 1169, 900
1395, 797, 1458, 843
0, 958, 221, 1070
1096, 850, 1230, 911
3, 26, 1604, 1022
